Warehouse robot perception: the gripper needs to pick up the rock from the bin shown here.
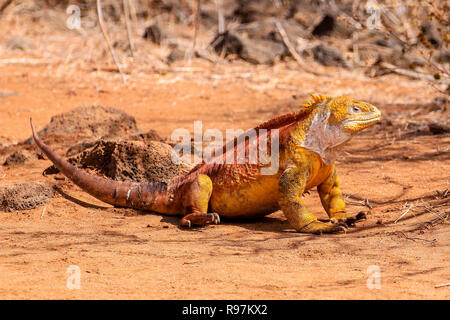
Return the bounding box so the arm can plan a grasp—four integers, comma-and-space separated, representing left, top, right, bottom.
3, 150, 33, 166
211, 31, 242, 56
44, 140, 190, 184
240, 19, 308, 53
312, 14, 335, 37
312, 43, 348, 67
311, 12, 354, 38
420, 22, 442, 49
292, 2, 322, 30
167, 47, 187, 63
352, 31, 427, 70
0, 182, 54, 212
287, 0, 355, 39
197, 6, 222, 31
432, 96, 449, 106
428, 123, 450, 135
113, 39, 131, 52
240, 39, 283, 64
103, 3, 122, 22
355, 46, 381, 67
6, 37, 32, 51
234, 0, 287, 23
234, 35, 284, 64
433, 51, 450, 64
211, 31, 284, 64
148, 0, 192, 24
268, 19, 308, 46
143, 23, 170, 45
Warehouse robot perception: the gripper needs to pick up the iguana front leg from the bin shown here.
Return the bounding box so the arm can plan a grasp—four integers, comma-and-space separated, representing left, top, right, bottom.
278, 166, 346, 234
317, 166, 366, 225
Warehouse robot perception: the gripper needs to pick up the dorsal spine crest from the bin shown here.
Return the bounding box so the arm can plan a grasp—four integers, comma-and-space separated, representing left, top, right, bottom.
301, 93, 331, 111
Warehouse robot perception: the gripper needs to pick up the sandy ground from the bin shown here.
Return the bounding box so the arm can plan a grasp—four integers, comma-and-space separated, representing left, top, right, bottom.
0, 59, 449, 299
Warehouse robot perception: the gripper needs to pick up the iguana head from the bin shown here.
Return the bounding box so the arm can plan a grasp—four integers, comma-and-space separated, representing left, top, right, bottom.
296, 94, 381, 164
327, 95, 381, 133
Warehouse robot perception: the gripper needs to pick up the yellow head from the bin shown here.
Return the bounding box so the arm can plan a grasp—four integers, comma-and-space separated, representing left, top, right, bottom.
327, 96, 381, 133
297, 94, 382, 164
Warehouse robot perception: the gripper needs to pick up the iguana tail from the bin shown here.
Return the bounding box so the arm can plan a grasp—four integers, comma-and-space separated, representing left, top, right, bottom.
30, 118, 176, 213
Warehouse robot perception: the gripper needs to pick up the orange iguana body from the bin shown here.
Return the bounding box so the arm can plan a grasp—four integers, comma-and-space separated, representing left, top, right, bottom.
31, 94, 381, 234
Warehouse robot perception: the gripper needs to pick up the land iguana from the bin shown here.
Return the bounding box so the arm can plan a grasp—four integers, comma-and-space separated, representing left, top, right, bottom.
30, 94, 381, 234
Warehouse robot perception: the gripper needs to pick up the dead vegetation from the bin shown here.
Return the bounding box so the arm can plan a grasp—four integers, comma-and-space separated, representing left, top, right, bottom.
0, 1, 448, 91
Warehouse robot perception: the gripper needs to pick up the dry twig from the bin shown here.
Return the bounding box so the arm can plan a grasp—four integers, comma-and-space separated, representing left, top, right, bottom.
428, 211, 450, 225
40, 206, 47, 219
192, 0, 201, 51
123, 0, 136, 57
0, 0, 13, 15
274, 20, 329, 77
216, 0, 225, 34
96, 0, 126, 83
380, 62, 448, 84
394, 203, 412, 223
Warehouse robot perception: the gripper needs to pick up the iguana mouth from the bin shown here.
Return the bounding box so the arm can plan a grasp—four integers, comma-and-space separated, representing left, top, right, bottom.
344, 113, 381, 125
350, 117, 380, 125
342, 114, 380, 133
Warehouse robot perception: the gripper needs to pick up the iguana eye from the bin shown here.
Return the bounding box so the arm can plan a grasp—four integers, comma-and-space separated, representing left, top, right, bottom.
349, 105, 361, 113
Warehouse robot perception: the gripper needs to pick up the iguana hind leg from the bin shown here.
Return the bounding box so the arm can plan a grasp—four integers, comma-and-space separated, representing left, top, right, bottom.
179, 174, 220, 228
279, 166, 346, 234
317, 166, 366, 226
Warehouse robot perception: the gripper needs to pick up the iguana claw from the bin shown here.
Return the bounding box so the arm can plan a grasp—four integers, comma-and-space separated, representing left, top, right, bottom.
209, 212, 220, 224
329, 211, 367, 227
180, 212, 221, 228
300, 221, 348, 234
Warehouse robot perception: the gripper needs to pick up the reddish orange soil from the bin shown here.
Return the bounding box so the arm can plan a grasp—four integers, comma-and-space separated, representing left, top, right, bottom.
0, 59, 448, 299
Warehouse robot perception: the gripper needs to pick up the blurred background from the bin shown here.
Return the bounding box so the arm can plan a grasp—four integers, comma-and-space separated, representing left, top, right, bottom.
0, 0, 448, 86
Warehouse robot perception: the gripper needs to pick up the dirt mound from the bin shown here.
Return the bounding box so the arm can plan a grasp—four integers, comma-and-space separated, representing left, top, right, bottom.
44, 140, 190, 183
211, 31, 285, 65
65, 129, 165, 156
2, 150, 34, 166
23, 105, 141, 149
0, 182, 54, 212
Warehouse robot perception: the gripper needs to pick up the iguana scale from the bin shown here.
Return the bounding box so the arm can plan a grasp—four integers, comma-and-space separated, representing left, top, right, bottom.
31, 94, 381, 234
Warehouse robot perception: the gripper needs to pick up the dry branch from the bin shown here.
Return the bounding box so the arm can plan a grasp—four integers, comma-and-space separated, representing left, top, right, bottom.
275, 20, 329, 77
216, 0, 225, 34
428, 211, 450, 225
394, 204, 412, 223
96, 0, 126, 83
192, 0, 201, 50
0, 0, 13, 15
380, 62, 448, 84
123, 0, 136, 57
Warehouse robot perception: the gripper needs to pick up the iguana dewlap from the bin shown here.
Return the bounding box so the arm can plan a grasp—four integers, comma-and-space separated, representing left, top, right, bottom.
31, 94, 381, 234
